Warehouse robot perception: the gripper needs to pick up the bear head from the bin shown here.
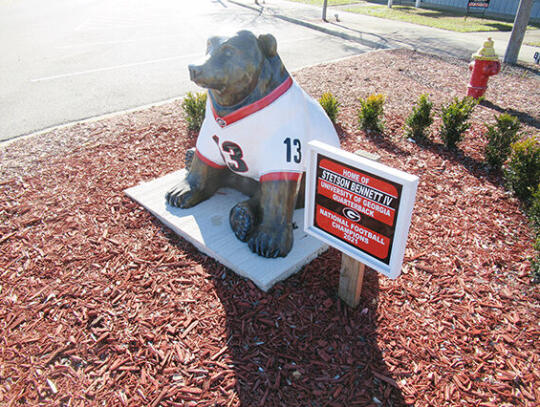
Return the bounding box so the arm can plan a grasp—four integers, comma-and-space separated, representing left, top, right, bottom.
188, 30, 288, 108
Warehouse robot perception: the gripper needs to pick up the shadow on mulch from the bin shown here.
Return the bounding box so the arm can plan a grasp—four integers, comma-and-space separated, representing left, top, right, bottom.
167, 229, 408, 406
363, 131, 411, 158
413, 136, 506, 189
341, 125, 411, 158
219, 265, 406, 406
479, 100, 540, 130
333, 123, 349, 141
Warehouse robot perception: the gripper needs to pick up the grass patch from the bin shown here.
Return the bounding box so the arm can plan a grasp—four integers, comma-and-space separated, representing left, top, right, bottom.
288, 1, 540, 33
288, 0, 358, 6
343, 5, 524, 32
525, 40, 540, 47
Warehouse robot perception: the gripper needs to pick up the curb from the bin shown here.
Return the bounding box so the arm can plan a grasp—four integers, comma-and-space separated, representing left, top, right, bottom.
0, 96, 185, 148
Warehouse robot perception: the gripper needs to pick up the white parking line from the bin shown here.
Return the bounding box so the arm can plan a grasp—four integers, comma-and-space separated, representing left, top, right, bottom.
56, 36, 182, 49
31, 36, 320, 83
30, 53, 201, 83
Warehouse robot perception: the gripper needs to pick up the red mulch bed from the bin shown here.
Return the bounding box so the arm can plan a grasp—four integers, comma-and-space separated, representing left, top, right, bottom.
1, 49, 539, 406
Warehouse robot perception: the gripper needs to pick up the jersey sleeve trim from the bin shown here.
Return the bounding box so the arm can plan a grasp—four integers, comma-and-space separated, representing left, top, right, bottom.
211, 77, 293, 128
195, 149, 226, 169
260, 171, 303, 182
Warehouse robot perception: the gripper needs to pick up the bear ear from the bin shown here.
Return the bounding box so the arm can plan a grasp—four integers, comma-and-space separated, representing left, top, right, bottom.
257, 34, 277, 58
207, 36, 225, 55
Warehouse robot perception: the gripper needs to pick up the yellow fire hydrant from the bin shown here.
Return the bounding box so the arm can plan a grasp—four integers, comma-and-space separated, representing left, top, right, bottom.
467, 37, 501, 99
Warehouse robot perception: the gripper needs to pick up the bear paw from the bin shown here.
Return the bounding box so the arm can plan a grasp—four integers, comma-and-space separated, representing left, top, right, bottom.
229, 201, 258, 242
248, 223, 293, 258
166, 179, 204, 208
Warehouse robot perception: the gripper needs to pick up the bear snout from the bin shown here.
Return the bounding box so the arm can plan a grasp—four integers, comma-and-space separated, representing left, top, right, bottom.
188, 64, 202, 82
188, 63, 224, 91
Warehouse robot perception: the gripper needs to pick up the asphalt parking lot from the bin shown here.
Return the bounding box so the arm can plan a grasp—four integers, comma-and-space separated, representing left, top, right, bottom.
0, 0, 375, 142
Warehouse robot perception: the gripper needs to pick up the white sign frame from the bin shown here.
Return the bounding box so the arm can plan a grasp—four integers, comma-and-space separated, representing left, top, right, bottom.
304, 141, 419, 279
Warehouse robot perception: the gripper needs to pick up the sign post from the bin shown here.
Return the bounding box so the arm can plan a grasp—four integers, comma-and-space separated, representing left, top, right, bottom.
322, 0, 328, 22
304, 141, 419, 307
339, 149, 379, 307
339, 249, 367, 308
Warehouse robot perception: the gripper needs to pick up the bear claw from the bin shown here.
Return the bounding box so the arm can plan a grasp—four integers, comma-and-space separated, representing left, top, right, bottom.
248, 224, 293, 258
166, 181, 201, 208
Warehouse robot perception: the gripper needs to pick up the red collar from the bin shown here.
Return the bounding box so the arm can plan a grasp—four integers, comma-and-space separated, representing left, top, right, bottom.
210, 77, 293, 128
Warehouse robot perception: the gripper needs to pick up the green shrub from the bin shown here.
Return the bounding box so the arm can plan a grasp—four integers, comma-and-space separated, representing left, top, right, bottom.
358, 94, 385, 132
484, 113, 521, 171
439, 96, 477, 149
319, 92, 340, 124
530, 188, 540, 282
532, 235, 540, 283
504, 137, 540, 203
182, 92, 207, 131
405, 94, 433, 141
529, 186, 540, 231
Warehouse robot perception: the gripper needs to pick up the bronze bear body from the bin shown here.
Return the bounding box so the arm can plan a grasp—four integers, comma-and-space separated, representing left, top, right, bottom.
166, 31, 339, 258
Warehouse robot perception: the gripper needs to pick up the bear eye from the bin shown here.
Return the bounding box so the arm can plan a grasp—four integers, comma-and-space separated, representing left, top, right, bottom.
222, 47, 234, 58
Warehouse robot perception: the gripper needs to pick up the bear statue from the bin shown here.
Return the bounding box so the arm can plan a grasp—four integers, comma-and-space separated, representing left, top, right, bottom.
166, 30, 339, 258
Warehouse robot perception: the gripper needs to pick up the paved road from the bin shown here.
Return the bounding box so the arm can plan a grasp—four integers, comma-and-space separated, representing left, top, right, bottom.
0, 0, 375, 142
3, 0, 537, 143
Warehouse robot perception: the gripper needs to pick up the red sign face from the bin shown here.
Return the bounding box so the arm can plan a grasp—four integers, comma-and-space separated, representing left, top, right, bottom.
313, 156, 402, 265
468, 0, 490, 7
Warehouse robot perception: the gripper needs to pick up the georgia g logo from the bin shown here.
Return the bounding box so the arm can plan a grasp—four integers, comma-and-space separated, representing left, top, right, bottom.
342, 207, 361, 223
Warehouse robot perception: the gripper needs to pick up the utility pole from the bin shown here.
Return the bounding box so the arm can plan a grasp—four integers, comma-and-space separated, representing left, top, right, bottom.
504, 0, 533, 64
322, 0, 328, 21
388, 0, 393, 8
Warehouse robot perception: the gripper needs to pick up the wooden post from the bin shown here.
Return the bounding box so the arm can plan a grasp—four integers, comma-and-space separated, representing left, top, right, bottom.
339, 254, 366, 308
322, 0, 328, 22
338, 150, 380, 308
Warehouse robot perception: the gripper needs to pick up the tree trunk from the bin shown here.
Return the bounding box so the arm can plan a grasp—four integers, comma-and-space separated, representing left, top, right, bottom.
415, 0, 421, 8
504, 0, 534, 64
388, 0, 393, 8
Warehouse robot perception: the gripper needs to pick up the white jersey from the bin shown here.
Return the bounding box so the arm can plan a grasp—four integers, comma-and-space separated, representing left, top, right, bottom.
195, 77, 340, 182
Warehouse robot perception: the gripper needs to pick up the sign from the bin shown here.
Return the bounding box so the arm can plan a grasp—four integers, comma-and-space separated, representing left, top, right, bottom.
534, 52, 540, 64
304, 141, 419, 279
468, 0, 490, 8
